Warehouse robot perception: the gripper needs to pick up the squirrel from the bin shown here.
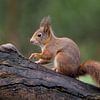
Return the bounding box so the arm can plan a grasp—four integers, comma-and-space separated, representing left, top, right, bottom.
29, 16, 100, 85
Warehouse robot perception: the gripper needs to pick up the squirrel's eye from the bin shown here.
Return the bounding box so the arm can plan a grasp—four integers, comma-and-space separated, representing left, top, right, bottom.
37, 33, 42, 37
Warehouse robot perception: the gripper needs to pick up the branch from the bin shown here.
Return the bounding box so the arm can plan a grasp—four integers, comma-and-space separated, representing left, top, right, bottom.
0, 43, 100, 100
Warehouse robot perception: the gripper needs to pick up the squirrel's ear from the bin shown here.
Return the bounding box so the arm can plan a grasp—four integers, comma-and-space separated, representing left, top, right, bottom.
43, 22, 50, 34
40, 16, 51, 34
40, 16, 51, 27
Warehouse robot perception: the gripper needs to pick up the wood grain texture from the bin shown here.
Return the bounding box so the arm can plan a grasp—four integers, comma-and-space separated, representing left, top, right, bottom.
0, 43, 100, 100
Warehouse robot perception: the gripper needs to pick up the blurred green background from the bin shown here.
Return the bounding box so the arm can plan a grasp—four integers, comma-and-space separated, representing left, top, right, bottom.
0, 0, 100, 85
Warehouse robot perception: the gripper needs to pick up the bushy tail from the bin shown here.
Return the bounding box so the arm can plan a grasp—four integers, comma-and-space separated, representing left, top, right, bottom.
78, 60, 100, 85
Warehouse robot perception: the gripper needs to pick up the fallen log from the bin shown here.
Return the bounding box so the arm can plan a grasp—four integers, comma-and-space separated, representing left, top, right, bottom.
0, 43, 100, 100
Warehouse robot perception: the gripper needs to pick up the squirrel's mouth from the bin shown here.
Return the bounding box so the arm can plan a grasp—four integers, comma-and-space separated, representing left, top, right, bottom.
30, 40, 39, 45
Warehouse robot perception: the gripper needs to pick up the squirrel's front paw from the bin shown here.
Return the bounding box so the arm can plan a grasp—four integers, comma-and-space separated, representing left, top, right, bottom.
29, 53, 34, 59
29, 53, 40, 59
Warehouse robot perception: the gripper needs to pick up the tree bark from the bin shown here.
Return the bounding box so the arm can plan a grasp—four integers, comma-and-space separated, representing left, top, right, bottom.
0, 43, 100, 100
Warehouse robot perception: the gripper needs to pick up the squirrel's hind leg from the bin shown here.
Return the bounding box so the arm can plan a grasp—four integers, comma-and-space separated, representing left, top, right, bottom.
52, 52, 78, 77
53, 52, 68, 75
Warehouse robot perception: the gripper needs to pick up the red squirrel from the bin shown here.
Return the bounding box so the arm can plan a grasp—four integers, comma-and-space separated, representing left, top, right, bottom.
29, 16, 100, 85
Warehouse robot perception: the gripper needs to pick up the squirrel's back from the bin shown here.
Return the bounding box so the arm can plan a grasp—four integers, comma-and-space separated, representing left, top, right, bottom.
55, 37, 80, 64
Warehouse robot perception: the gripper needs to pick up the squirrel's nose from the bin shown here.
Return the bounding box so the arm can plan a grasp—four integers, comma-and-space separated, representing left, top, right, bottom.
30, 39, 34, 44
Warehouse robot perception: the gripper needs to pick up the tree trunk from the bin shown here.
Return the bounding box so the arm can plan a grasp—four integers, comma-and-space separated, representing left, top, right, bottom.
0, 43, 100, 100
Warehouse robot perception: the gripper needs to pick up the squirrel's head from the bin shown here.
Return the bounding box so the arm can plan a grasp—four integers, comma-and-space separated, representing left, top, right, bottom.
30, 16, 52, 46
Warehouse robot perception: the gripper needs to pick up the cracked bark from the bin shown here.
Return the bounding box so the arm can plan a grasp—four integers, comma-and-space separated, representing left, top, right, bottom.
0, 43, 100, 100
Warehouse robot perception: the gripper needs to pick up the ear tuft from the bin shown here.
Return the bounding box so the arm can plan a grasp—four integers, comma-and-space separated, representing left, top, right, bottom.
40, 16, 51, 27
